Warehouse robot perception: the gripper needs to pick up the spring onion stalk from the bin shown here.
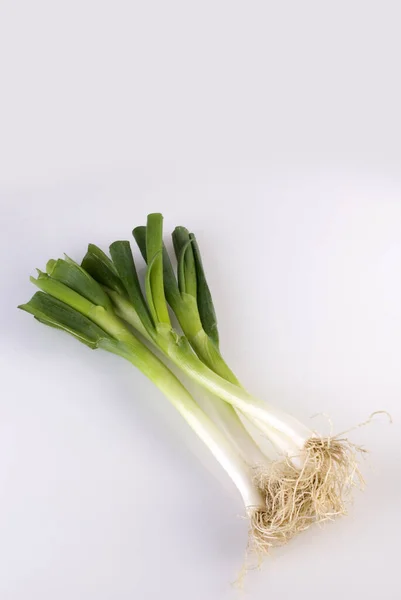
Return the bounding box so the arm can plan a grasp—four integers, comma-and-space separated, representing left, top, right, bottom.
82, 214, 365, 543
18, 258, 292, 552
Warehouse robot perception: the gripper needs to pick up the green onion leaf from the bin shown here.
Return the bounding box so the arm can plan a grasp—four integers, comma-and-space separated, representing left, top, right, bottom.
109, 240, 155, 333
145, 250, 162, 325
46, 257, 112, 310
133, 225, 182, 315
172, 226, 197, 298
132, 225, 147, 261
31, 272, 95, 318
144, 214, 171, 325
18, 292, 112, 349
189, 233, 219, 347
81, 244, 127, 297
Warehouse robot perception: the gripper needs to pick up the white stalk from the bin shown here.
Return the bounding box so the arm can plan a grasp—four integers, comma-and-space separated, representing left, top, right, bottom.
168, 343, 313, 455
111, 295, 313, 464
198, 390, 269, 467
112, 294, 271, 469
115, 340, 266, 509
244, 415, 306, 469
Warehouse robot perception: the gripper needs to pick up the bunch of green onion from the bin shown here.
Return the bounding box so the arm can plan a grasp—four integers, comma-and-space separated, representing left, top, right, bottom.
20, 213, 363, 553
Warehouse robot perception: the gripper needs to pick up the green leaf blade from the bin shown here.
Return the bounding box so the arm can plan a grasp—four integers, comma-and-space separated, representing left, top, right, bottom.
162, 245, 181, 304
132, 226, 147, 261
144, 213, 171, 325
109, 240, 155, 334
19, 292, 113, 349
81, 244, 126, 297
133, 225, 182, 315
172, 226, 197, 298
46, 257, 112, 310
31, 273, 95, 318
189, 233, 219, 347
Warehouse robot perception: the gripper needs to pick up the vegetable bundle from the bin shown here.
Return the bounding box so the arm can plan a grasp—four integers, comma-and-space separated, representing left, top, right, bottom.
20, 213, 363, 554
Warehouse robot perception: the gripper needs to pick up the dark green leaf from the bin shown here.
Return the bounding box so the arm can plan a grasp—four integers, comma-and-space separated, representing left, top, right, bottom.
81, 244, 126, 296
133, 225, 181, 314
109, 240, 155, 333
144, 214, 170, 325
19, 292, 112, 349
172, 227, 197, 297
189, 233, 219, 346
30, 273, 95, 317
132, 226, 147, 261
46, 257, 112, 309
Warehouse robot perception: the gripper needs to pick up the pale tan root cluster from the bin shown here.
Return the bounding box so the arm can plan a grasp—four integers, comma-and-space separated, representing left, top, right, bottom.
247, 436, 366, 554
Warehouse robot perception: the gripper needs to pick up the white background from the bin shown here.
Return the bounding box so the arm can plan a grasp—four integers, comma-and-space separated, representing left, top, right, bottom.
1, 2, 400, 599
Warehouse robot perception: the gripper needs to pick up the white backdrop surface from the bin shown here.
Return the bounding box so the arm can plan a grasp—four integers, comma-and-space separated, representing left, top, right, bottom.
0, 2, 400, 599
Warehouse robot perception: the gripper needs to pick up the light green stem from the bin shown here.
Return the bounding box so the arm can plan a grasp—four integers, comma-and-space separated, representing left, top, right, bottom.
168, 341, 311, 450
188, 329, 269, 464
112, 295, 311, 454
102, 338, 265, 509
188, 329, 298, 455
110, 292, 269, 465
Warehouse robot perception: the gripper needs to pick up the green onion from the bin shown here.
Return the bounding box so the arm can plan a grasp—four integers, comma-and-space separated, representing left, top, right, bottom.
20, 212, 365, 553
